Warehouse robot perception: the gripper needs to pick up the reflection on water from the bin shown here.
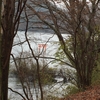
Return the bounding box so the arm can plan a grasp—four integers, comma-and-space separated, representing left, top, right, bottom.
8, 77, 38, 100
10, 31, 70, 100
8, 77, 69, 100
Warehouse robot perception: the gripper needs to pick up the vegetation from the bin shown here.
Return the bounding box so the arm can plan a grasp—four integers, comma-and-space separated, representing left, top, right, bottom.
11, 60, 57, 85
28, 0, 100, 90
92, 54, 100, 85
0, 0, 100, 100
66, 85, 79, 96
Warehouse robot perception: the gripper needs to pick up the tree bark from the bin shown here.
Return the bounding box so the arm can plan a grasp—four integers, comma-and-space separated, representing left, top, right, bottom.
0, 0, 27, 99
0, 0, 2, 99
1, 0, 15, 99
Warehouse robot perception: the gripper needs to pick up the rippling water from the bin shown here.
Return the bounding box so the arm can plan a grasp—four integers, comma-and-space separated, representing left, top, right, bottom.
8, 77, 70, 100
9, 30, 70, 100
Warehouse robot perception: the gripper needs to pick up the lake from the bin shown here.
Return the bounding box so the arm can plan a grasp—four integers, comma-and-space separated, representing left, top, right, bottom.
8, 77, 70, 100
9, 31, 72, 100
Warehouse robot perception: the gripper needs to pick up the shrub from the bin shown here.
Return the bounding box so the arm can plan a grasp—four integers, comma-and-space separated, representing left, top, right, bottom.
66, 85, 79, 96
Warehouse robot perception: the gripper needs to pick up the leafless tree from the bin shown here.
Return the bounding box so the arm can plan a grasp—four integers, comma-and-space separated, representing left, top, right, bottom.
27, 0, 100, 90
0, 0, 27, 100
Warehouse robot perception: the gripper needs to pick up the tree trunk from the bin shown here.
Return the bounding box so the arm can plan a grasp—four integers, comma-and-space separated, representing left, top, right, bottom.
1, 0, 15, 99
77, 69, 92, 90
0, 0, 2, 99
1, 38, 13, 100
